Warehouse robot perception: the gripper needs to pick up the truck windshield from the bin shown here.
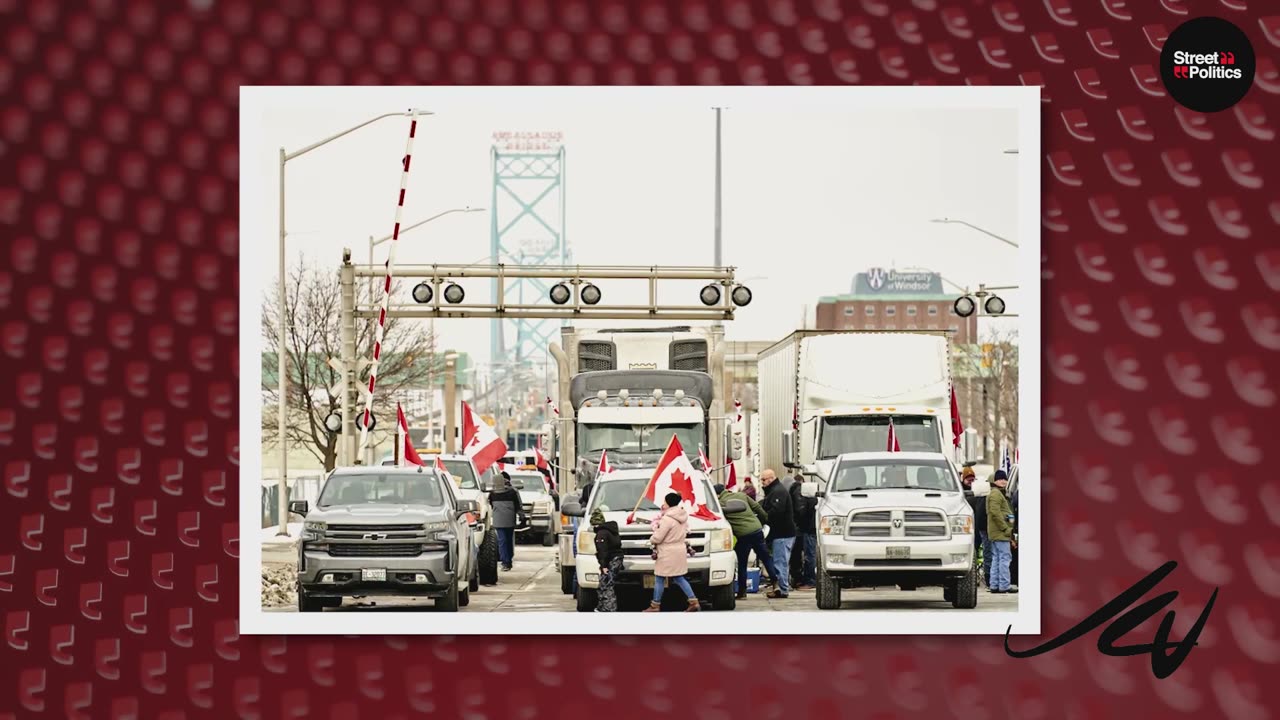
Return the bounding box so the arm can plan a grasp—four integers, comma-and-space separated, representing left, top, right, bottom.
831, 460, 959, 493
580, 423, 704, 456
509, 474, 546, 493
318, 473, 446, 507
819, 416, 941, 458
587, 477, 721, 515
436, 459, 479, 490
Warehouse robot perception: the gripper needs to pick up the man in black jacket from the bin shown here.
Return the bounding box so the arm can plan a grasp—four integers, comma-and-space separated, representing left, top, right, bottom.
590, 509, 623, 612
759, 469, 795, 599
487, 473, 526, 572
791, 474, 818, 590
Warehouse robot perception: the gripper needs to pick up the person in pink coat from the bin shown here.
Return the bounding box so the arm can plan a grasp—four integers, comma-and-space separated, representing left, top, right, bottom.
644, 492, 701, 612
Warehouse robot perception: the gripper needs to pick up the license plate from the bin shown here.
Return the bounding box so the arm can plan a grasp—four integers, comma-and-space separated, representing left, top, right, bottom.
362, 568, 386, 582
643, 575, 655, 589
886, 546, 911, 560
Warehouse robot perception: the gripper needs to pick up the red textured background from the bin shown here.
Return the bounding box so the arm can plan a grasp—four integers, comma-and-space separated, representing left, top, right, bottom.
2, 0, 1279, 718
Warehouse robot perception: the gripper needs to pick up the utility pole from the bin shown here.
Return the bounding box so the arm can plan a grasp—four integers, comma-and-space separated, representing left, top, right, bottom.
444, 353, 458, 454
713, 107, 725, 329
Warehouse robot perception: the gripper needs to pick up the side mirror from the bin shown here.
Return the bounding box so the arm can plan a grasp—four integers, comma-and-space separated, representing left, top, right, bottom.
782, 429, 796, 468
800, 482, 819, 498
560, 500, 585, 517
288, 500, 309, 516
721, 499, 747, 514
962, 428, 980, 465
801, 464, 818, 477
457, 499, 479, 515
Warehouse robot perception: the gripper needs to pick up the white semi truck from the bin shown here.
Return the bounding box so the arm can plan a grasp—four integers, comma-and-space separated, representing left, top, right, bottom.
757, 330, 972, 486
545, 325, 737, 595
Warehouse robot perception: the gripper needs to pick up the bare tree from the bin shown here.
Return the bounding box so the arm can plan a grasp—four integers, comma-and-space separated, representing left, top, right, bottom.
262, 263, 439, 471
951, 327, 1018, 463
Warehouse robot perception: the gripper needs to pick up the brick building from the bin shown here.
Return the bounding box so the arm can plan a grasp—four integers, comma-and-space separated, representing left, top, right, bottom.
814, 267, 977, 343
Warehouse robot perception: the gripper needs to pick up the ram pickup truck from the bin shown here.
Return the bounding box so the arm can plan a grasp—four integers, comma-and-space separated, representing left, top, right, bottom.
804, 451, 978, 610
289, 466, 479, 612
507, 469, 558, 546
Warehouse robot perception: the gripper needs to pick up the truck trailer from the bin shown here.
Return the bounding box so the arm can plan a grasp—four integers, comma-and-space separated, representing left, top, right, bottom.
757, 330, 967, 486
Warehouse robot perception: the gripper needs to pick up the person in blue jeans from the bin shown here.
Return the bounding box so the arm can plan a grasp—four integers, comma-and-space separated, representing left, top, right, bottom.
985, 470, 1018, 594
487, 472, 526, 571
716, 483, 778, 599
759, 470, 796, 599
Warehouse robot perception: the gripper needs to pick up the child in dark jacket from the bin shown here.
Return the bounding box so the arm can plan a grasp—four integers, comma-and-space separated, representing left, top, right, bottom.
591, 509, 623, 612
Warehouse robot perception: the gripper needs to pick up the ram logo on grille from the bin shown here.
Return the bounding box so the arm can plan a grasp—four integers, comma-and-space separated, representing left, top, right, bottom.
892, 518, 903, 529
362, 532, 388, 541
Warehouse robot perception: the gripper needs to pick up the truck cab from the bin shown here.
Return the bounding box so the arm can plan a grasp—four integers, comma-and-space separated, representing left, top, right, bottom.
804, 451, 979, 609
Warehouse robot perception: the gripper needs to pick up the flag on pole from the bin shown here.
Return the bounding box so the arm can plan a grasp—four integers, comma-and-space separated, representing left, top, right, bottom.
597, 449, 615, 478
697, 444, 712, 474
1002, 446, 1012, 476
434, 456, 452, 482
545, 396, 559, 417
462, 401, 507, 474
396, 403, 424, 466
725, 454, 738, 490
628, 435, 718, 524
886, 418, 901, 452
534, 446, 550, 473
950, 384, 964, 447
733, 400, 743, 424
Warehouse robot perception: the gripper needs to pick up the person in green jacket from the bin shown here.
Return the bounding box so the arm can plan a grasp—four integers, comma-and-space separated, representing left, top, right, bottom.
716, 484, 779, 600
986, 470, 1018, 594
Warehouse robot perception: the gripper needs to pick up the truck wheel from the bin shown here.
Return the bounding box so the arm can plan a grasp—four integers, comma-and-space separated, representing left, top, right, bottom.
436, 578, 460, 612
710, 582, 737, 611
542, 530, 556, 547
478, 528, 499, 586
951, 564, 978, 609
815, 564, 841, 610
459, 586, 470, 607
469, 564, 480, 592
297, 584, 324, 613
943, 584, 955, 604
576, 587, 598, 612
560, 565, 575, 595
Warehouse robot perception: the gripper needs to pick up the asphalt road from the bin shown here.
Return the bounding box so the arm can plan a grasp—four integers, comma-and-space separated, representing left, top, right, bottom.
264, 540, 1020, 613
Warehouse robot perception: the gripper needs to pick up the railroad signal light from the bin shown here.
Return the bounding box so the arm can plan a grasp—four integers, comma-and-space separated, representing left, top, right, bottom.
443, 283, 465, 304
984, 295, 1006, 315
324, 412, 342, 434
580, 283, 602, 305
953, 295, 976, 318
730, 285, 752, 307
700, 284, 722, 306
549, 283, 571, 305
411, 282, 433, 304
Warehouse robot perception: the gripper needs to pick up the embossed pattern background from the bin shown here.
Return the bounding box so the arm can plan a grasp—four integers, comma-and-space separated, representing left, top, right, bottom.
2, 0, 1278, 718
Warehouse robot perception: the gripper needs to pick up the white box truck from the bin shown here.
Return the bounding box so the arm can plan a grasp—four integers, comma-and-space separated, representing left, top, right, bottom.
757, 330, 971, 486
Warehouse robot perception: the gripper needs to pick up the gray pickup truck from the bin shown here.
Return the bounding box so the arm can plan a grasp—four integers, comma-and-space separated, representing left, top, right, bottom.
289, 466, 479, 612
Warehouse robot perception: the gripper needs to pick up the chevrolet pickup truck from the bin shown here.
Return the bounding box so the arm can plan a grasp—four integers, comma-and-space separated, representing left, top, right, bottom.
290, 466, 479, 612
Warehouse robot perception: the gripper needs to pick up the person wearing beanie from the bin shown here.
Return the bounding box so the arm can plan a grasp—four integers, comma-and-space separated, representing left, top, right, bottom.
986, 470, 1017, 594
644, 492, 700, 612
716, 482, 777, 600
590, 508, 623, 612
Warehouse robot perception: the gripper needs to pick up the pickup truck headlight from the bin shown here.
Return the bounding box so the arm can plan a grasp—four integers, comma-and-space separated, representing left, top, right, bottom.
423, 521, 450, 538
709, 528, 732, 552
532, 501, 552, 514
576, 530, 596, 554
303, 521, 325, 540
949, 515, 973, 535
819, 516, 845, 536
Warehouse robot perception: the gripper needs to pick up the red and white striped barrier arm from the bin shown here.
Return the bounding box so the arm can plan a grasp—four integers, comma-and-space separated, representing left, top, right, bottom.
358, 109, 421, 453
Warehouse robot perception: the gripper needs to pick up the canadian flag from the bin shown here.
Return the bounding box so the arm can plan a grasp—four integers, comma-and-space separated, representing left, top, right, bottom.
950, 385, 964, 447
545, 396, 559, 417
886, 417, 901, 452
697, 445, 712, 474
597, 449, 615, 478
434, 455, 451, 481
461, 401, 507, 474
396, 403, 424, 466
629, 434, 718, 524
535, 446, 550, 473
725, 454, 738, 490
733, 400, 743, 424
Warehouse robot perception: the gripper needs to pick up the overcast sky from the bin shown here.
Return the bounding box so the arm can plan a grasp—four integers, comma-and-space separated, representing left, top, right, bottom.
248, 87, 1025, 367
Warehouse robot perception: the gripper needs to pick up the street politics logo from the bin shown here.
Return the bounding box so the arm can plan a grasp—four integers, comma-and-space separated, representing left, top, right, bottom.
1160, 16, 1256, 113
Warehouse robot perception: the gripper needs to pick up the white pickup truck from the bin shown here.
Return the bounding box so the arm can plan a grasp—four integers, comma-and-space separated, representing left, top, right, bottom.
561, 468, 743, 612
804, 451, 978, 610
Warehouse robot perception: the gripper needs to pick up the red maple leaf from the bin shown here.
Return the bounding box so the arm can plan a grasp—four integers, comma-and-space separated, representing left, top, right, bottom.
668, 467, 694, 502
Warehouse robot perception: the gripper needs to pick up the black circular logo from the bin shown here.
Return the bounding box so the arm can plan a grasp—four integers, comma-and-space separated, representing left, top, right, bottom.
1160, 16, 1255, 113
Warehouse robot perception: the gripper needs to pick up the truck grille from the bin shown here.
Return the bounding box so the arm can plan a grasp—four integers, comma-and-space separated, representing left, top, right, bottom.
327, 524, 424, 532
579, 341, 616, 371
328, 543, 423, 557
845, 510, 948, 540
619, 532, 709, 557
670, 340, 708, 371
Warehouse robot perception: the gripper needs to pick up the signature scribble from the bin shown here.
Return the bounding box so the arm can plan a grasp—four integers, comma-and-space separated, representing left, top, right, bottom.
1005, 561, 1217, 679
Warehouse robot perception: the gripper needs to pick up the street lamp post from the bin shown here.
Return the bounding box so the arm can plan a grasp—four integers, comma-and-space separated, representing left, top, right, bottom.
930, 218, 1019, 249
276, 110, 425, 535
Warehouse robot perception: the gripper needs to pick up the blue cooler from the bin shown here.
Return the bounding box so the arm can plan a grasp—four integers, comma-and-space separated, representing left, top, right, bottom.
733, 568, 762, 594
